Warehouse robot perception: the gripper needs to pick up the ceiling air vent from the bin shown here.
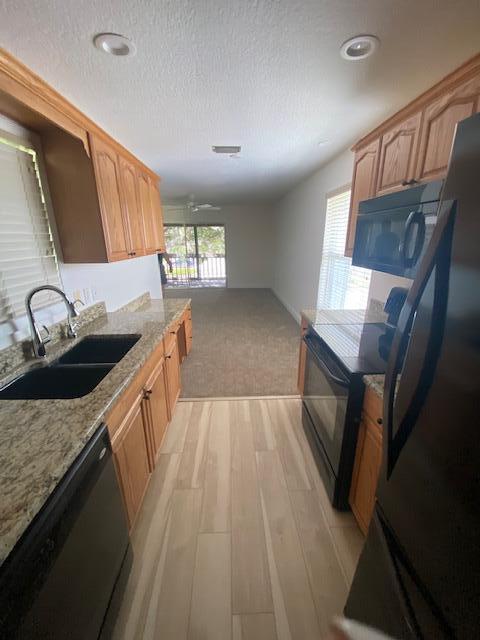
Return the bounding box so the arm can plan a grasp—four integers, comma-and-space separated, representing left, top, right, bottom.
212, 146, 241, 154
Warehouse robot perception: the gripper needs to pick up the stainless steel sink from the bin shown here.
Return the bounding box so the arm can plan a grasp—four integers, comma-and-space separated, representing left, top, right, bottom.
0, 364, 114, 400
55, 334, 141, 365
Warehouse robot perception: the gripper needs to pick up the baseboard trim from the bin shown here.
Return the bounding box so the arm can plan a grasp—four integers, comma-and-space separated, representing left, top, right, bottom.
179, 395, 301, 402
271, 288, 301, 324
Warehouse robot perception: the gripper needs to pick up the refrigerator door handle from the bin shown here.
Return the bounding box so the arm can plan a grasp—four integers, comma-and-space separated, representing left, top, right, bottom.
384, 198, 457, 477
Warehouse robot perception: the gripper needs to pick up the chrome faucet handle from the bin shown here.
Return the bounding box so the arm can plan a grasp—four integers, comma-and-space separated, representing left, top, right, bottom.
66, 316, 77, 339
41, 324, 51, 345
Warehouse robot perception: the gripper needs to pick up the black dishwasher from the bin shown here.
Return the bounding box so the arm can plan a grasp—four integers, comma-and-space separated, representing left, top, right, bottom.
0, 424, 131, 639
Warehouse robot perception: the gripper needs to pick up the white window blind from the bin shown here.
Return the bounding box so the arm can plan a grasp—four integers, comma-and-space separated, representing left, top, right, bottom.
0, 134, 61, 324
317, 188, 371, 309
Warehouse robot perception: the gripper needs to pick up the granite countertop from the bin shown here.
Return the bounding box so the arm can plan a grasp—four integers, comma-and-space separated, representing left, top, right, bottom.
0, 296, 190, 567
302, 307, 387, 326
363, 374, 385, 399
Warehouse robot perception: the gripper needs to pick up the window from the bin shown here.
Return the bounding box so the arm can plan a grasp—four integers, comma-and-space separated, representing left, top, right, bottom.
0, 129, 62, 341
317, 188, 371, 309
164, 223, 226, 287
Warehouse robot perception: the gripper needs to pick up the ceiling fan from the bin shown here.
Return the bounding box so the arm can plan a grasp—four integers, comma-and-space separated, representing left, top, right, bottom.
187, 197, 221, 214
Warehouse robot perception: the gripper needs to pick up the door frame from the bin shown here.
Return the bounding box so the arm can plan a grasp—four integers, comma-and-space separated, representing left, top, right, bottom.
164, 222, 227, 287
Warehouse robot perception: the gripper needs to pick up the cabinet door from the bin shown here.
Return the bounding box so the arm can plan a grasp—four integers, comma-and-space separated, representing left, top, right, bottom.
90, 135, 130, 261
184, 315, 193, 355
349, 416, 382, 535
345, 139, 380, 257
119, 156, 146, 257
149, 178, 166, 253
114, 397, 151, 527
144, 357, 170, 462
138, 171, 157, 254
415, 74, 480, 182
376, 112, 421, 195
165, 338, 181, 417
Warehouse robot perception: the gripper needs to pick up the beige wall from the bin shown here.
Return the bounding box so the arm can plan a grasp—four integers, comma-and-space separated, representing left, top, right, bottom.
163, 204, 274, 288
271, 150, 354, 321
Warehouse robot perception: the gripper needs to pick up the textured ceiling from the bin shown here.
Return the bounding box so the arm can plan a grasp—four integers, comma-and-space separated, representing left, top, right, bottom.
1, 1, 480, 203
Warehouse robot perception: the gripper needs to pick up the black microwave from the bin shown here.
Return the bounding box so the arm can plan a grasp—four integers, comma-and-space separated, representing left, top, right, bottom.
352, 180, 444, 279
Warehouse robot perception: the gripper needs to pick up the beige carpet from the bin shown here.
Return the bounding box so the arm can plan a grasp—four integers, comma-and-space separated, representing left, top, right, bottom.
163, 288, 300, 397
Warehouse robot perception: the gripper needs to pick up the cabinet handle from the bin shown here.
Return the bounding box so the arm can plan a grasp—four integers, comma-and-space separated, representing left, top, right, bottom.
401, 179, 419, 187
143, 388, 152, 399
377, 417, 383, 425
166, 355, 172, 359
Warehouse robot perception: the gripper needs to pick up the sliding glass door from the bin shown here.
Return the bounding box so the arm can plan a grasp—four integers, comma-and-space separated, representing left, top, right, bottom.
163, 224, 226, 287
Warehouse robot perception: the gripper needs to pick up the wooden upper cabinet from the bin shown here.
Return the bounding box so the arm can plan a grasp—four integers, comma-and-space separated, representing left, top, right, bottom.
376, 112, 421, 195
149, 178, 166, 253
137, 171, 157, 254
345, 138, 380, 257
118, 155, 145, 257
90, 135, 130, 261
415, 74, 480, 182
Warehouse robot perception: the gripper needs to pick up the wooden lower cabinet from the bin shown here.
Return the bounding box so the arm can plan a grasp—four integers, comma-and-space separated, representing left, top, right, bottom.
107, 310, 191, 527
165, 336, 181, 416
177, 307, 192, 361
184, 307, 193, 355
143, 356, 170, 464
349, 387, 384, 535
113, 394, 151, 528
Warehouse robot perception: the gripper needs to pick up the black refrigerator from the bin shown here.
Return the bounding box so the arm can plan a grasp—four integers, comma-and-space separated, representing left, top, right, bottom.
345, 112, 480, 639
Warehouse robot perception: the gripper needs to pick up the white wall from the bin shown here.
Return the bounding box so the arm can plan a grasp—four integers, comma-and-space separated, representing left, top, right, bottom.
59, 255, 162, 311
368, 271, 411, 305
271, 150, 354, 321
163, 204, 274, 288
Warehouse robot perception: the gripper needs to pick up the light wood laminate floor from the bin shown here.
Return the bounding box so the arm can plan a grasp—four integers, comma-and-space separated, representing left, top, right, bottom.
112, 399, 364, 640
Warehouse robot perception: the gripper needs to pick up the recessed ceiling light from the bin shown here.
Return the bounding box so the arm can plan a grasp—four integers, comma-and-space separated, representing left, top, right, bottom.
93, 33, 136, 57
340, 35, 379, 61
212, 146, 241, 154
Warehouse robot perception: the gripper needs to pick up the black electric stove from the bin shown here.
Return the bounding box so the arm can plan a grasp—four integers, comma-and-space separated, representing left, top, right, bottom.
302, 321, 389, 509
311, 322, 389, 375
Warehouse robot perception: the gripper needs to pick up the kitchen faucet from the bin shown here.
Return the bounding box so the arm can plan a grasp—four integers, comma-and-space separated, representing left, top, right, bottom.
25, 285, 79, 358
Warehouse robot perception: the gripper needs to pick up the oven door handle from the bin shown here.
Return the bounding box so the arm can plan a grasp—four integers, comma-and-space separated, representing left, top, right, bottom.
303, 336, 349, 388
